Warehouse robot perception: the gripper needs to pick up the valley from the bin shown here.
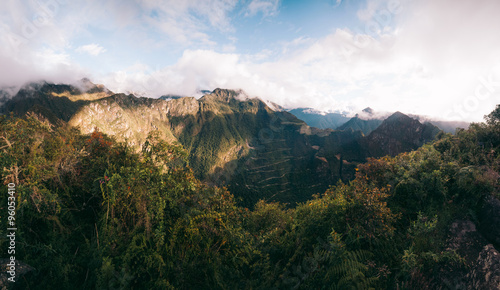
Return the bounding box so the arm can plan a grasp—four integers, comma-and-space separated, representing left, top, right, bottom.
1, 80, 499, 289
2, 1, 499, 288
1, 81, 447, 206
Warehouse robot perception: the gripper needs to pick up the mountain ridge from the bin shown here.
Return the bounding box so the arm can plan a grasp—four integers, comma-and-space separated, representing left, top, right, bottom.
0, 81, 443, 205
290, 106, 469, 134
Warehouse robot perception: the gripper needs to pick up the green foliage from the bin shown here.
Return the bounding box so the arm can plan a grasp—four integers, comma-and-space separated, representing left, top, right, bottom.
485, 104, 500, 126
2, 104, 500, 288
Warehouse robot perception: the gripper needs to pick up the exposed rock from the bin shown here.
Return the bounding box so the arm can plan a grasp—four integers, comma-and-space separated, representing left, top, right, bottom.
440, 220, 500, 289
469, 244, 500, 289
0, 259, 34, 289
478, 195, 500, 247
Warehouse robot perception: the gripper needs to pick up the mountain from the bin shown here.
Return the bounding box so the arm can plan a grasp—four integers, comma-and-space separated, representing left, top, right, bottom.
64, 87, 355, 205
360, 111, 442, 157
288, 108, 350, 129
337, 117, 383, 135
0, 82, 442, 206
291, 106, 469, 135
333, 111, 443, 183
0, 89, 11, 108
4, 82, 499, 289
336, 107, 383, 135
264, 100, 286, 112
414, 118, 470, 134
0, 81, 114, 122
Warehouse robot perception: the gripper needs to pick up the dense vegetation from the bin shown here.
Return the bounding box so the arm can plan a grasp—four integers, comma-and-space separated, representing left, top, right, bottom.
3, 85, 447, 209
1, 105, 500, 289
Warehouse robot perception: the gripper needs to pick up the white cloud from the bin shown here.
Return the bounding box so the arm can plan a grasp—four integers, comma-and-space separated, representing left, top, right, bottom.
2, 0, 500, 123
0, 46, 86, 90
100, 0, 500, 122
245, 0, 280, 17
142, 0, 238, 45
332, 0, 342, 8
0, 0, 239, 89
76, 43, 106, 56
0, 1, 88, 88
357, 0, 388, 22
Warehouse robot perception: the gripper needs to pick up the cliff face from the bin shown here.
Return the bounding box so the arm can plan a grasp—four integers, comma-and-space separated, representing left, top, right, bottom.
439, 217, 500, 289
68, 94, 199, 146
0, 82, 442, 206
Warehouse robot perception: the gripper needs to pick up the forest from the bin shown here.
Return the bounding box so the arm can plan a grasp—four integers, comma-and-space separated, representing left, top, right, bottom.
1, 105, 500, 289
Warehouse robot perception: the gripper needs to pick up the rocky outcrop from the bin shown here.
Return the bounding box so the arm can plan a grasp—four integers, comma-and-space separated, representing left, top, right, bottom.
0, 259, 34, 289
478, 195, 500, 247
440, 219, 500, 289
469, 244, 500, 289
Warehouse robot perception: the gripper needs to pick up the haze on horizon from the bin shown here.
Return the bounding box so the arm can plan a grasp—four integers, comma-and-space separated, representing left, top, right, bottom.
1, 0, 500, 122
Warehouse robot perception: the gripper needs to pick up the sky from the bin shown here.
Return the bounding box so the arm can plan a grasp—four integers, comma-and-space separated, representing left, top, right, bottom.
1, 0, 500, 121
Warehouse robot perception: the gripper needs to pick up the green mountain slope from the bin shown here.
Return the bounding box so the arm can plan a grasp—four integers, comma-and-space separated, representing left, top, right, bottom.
337, 116, 383, 135
2, 105, 498, 289
360, 111, 442, 158
288, 108, 350, 129
0, 82, 442, 206
0, 81, 113, 121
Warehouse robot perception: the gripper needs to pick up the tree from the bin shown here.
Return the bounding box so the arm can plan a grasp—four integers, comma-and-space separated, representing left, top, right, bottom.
485, 104, 500, 125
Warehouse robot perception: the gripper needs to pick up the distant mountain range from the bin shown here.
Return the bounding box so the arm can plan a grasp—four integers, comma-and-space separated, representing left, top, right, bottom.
360, 111, 441, 157
0, 81, 447, 206
288, 107, 470, 134
336, 108, 383, 135
287, 108, 350, 130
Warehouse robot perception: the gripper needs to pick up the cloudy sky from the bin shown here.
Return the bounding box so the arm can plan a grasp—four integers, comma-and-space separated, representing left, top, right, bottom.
2, 0, 500, 121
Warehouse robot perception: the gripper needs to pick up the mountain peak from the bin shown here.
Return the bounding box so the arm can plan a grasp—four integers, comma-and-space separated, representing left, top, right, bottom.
362, 110, 442, 157
75, 78, 113, 95
362, 107, 374, 115
385, 111, 411, 122
79, 77, 93, 86
265, 100, 285, 112
200, 88, 251, 103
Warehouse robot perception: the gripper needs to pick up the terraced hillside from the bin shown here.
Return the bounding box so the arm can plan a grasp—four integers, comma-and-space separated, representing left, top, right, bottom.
0, 82, 442, 206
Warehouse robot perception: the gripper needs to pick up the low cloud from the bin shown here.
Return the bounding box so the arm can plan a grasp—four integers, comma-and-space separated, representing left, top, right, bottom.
76, 44, 106, 56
